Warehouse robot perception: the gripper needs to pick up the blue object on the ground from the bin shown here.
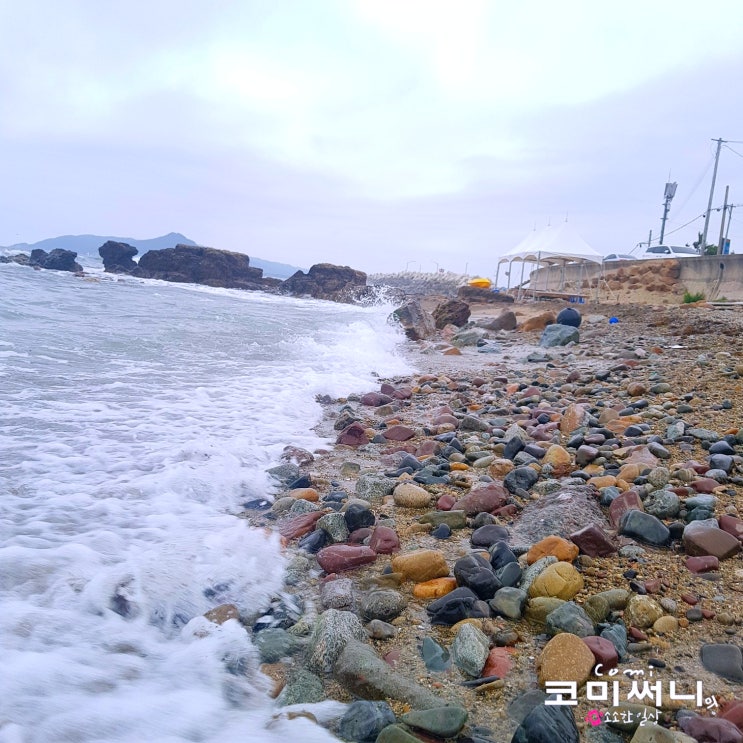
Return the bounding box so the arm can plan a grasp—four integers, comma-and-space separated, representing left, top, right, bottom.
609, 317, 619, 324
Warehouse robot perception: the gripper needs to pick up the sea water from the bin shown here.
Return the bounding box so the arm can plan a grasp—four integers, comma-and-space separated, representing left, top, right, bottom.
0, 263, 413, 742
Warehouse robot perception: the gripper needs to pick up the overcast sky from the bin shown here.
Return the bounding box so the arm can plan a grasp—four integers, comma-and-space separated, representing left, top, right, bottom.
2, 1, 743, 275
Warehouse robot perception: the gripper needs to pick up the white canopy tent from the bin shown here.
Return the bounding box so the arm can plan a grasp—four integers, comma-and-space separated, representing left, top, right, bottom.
496, 222, 603, 297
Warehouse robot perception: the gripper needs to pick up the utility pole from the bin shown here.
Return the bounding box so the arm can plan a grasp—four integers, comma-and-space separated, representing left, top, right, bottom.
701, 138, 725, 253
659, 182, 677, 245
717, 185, 730, 255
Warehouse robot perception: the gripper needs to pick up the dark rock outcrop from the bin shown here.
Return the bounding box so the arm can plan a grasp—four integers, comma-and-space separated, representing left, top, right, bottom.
280, 263, 368, 303
457, 285, 514, 304
391, 300, 436, 340
99, 241, 138, 274
432, 299, 471, 329
135, 244, 264, 289
25, 248, 83, 272
0, 253, 30, 265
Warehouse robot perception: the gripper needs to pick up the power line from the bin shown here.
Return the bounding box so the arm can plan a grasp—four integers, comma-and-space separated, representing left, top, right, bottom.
664, 213, 705, 237
724, 144, 743, 159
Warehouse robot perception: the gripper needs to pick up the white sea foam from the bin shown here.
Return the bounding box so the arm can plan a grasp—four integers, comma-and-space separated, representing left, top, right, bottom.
0, 265, 413, 742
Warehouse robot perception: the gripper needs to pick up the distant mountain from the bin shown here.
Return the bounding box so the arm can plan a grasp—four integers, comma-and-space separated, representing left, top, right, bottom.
5, 232, 197, 256
3, 233, 304, 279
249, 257, 303, 279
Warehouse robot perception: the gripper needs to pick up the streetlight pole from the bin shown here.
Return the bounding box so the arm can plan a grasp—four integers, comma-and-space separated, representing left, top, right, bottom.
405, 260, 415, 272
431, 260, 439, 273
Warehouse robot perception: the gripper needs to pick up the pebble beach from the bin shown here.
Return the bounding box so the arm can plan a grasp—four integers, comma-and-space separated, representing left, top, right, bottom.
240, 299, 743, 743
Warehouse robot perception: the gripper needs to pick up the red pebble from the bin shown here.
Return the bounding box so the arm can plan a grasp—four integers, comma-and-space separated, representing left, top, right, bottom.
481, 647, 514, 679
719, 514, 743, 542
348, 528, 373, 543
721, 700, 743, 728
278, 511, 325, 539
629, 627, 648, 641
383, 649, 401, 667
681, 593, 699, 605
691, 478, 719, 494
368, 526, 400, 554
644, 579, 662, 594
336, 422, 369, 447
436, 494, 456, 511
582, 636, 619, 672
316, 545, 377, 573
685, 555, 720, 573
608, 491, 644, 528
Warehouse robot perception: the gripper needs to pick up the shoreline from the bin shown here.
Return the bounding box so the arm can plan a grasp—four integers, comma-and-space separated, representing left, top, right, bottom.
241, 300, 743, 743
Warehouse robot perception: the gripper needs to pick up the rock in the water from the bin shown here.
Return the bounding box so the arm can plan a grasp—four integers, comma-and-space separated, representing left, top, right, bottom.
99, 240, 138, 273
280, 262, 368, 302
338, 700, 397, 743
253, 627, 298, 662
275, 668, 325, 706
391, 300, 437, 340
29, 247, 83, 272
334, 639, 442, 709
307, 609, 365, 674
510, 696, 580, 743
136, 244, 265, 289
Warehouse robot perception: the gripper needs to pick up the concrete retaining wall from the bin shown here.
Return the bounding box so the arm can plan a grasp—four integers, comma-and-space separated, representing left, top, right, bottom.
529, 254, 743, 302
